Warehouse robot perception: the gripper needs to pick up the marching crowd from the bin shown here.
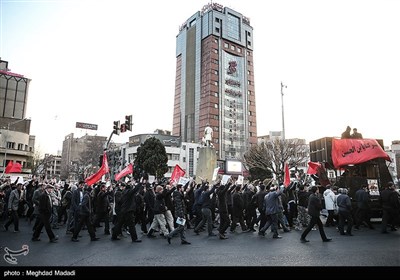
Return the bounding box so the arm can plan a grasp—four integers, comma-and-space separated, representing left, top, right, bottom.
1, 176, 399, 245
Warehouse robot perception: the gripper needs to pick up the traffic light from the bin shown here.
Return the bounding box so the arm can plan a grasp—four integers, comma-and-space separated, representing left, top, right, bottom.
113, 120, 120, 135
120, 123, 127, 133
125, 115, 133, 131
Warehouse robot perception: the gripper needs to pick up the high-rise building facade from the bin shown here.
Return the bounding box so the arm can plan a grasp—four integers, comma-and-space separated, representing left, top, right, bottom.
172, 3, 257, 160
0, 58, 35, 175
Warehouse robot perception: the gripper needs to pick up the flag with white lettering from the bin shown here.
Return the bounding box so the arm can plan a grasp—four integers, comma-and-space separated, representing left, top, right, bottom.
170, 164, 185, 185
332, 138, 390, 168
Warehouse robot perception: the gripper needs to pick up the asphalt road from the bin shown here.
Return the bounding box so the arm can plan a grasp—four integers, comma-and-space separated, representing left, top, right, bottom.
0, 217, 399, 270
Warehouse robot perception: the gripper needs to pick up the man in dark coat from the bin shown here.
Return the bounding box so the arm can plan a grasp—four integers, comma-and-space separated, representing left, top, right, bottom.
93, 183, 111, 235
300, 186, 332, 243
167, 184, 190, 245
71, 186, 99, 242
32, 184, 58, 242
111, 181, 143, 242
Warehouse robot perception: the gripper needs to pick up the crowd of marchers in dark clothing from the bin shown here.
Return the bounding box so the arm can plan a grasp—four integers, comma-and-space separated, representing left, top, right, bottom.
1, 176, 399, 244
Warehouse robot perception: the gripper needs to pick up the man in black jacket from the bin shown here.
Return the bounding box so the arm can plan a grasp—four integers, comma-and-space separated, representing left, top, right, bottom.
111, 181, 143, 242
71, 186, 99, 242
32, 184, 58, 243
300, 186, 332, 243
167, 184, 190, 245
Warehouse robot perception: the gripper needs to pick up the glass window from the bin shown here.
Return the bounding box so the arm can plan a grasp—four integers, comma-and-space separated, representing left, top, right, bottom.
215, 27, 220, 33
227, 13, 240, 40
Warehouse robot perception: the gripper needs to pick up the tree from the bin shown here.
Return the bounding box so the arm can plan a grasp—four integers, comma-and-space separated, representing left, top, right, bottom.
243, 138, 308, 183
134, 137, 168, 180
28, 149, 43, 176
79, 136, 105, 169
60, 136, 105, 181
247, 166, 273, 182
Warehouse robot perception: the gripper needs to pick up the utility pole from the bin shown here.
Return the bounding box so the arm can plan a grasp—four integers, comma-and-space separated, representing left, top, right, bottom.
281, 82, 287, 140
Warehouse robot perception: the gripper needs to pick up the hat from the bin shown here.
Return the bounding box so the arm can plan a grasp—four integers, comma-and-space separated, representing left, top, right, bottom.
45, 184, 54, 189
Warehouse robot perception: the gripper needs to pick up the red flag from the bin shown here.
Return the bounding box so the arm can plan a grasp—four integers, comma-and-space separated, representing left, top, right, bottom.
5, 161, 22, 173
170, 164, 185, 185
85, 151, 109, 186
307, 161, 321, 175
284, 163, 290, 187
332, 138, 390, 168
115, 163, 133, 181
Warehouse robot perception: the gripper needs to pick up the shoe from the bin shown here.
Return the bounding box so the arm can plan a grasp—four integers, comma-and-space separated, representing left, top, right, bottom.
111, 236, 121, 240
91, 237, 100, 241
258, 231, 265, 236
193, 230, 200, 235
300, 238, 310, 243
71, 238, 79, 242
273, 235, 282, 239
13, 230, 20, 233
49, 238, 58, 243
31, 238, 41, 241
54, 235, 59, 240
181, 240, 191, 245
104, 231, 110, 235
3, 225, 8, 232
219, 233, 228, 240
167, 236, 171, 244
208, 232, 217, 237
132, 239, 142, 243
346, 232, 354, 236
323, 238, 332, 242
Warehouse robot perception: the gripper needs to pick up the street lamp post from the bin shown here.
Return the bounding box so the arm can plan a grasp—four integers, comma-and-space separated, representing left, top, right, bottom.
1, 118, 29, 177
281, 82, 287, 141
280, 82, 287, 180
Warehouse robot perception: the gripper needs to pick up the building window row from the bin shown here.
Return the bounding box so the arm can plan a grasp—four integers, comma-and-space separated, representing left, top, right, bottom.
223, 42, 242, 54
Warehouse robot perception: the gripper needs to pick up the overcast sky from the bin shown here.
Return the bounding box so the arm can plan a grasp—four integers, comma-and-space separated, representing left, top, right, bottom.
1, 0, 399, 156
